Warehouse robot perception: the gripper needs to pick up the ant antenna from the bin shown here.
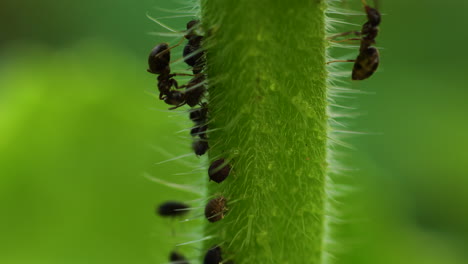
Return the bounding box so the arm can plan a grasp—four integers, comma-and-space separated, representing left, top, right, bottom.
362, 0, 379, 9
146, 12, 178, 32
373, 0, 380, 10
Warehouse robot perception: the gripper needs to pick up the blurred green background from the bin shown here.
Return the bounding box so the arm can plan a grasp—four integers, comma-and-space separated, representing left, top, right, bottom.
0, 0, 466, 263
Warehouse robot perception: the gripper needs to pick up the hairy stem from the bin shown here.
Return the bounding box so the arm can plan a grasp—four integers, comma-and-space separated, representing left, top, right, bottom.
201, 0, 329, 263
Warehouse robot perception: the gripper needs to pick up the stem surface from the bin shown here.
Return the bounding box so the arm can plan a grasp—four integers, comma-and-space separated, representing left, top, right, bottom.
201, 1, 328, 263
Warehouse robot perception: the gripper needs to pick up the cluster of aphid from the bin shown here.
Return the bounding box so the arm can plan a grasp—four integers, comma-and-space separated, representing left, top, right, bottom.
156, 159, 233, 263
328, 0, 381, 80
149, 18, 234, 263
156, 158, 232, 263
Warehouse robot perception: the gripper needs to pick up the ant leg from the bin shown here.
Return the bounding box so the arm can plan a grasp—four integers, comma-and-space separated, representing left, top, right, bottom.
153, 37, 186, 57
168, 102, 186, 110
330, 38, 362, 43
328, 31, 361, 40
168, 36, 185, 50
168, 73, 196, 78
171, 78, 179, 89
326, 59, 356, 65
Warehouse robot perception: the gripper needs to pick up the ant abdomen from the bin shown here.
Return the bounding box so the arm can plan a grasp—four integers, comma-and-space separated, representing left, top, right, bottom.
352, 46, 379, 80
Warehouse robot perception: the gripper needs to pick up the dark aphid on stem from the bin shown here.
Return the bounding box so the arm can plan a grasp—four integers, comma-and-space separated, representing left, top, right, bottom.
181, 74, 206, 107
203, 246, 222, 264
327, 0, 381, 80
172, 74, 206, 109
157, 201, 189, 217
196, 125, 208, 139
184, 20, 200, 40
205, 196, 227, 223
208, 159, 231, 183
183, 20, 206, 74
192, 140, 209, 156
191, 124, 207, 139
190, 126, 200, 137
189, 103, 208, 124
169, 251, 189, 264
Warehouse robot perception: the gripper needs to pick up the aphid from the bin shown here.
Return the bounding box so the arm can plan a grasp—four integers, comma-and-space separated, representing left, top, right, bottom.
327, 0, 381, 80
189, 104, 208, 124
169, 251, 189, 264
190, 126, 200, 137
196, 124, 208, 139
181, 74, 206, 107
190, 124, 207, 138
184, 20, 200, 40
208, 159, 231, 183
203, 246, 222, 264
183, 20, 205, 74
192, 140, 209, 156
204, 196, 227, 223
157, 201, 190, 217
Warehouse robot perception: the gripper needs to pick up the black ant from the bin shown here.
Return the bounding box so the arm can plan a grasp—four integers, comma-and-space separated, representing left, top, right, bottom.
327, 0, 381, 80
147, 19, 207, 111
147, 42, 203, 109
147, 41, 192, 99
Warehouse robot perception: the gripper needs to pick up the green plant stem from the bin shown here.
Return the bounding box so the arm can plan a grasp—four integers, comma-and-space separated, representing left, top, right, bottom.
201, 0, 328, 263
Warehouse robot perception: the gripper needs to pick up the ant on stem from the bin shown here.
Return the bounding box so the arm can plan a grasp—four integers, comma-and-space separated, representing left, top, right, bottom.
327, 0, 381, 80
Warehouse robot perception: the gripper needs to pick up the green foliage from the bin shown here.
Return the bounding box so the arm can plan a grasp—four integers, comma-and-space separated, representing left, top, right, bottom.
0, 42, 193, 264
1, 1, 468, 264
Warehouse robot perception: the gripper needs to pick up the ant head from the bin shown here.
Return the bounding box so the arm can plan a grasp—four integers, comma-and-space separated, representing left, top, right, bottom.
365, 6, 381, 26
148, 43, 170, 74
